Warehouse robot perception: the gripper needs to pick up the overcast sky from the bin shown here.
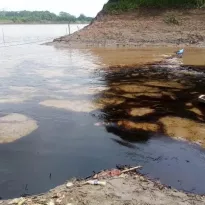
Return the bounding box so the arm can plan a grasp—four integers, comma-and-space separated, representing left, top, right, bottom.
0, 0, 108, 17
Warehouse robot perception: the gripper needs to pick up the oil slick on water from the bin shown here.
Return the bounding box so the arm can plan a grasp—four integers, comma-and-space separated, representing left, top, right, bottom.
1, 25, 205, 198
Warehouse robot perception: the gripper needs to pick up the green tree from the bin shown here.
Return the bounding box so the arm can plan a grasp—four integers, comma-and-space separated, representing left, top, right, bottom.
0, 10, 93, 23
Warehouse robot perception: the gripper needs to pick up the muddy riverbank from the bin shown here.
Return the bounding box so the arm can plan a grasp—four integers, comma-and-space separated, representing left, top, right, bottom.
52, 9, 205, 48
2, 169, 205, 205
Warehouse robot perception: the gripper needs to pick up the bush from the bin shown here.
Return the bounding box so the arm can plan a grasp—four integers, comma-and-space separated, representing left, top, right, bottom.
164, 14, 180, 25
104, 0, 205, 13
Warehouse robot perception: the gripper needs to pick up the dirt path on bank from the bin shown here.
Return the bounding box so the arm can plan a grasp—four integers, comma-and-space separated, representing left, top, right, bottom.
52, 9, 205, 48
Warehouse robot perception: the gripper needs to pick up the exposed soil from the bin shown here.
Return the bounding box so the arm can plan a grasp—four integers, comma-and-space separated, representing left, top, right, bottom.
52, 9, 205, 48
2, 170, 205, 205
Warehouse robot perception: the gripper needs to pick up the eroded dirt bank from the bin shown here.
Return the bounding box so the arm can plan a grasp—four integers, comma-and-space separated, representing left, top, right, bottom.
52, 9, 205, 48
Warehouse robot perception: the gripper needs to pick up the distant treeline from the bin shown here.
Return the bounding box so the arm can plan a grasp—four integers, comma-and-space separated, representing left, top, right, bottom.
104, 0, 205, 12
0, 11, 93, 23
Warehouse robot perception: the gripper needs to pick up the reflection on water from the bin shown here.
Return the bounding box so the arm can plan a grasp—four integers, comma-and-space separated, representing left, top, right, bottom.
0, 24, 86, 46
1, 28, 205, 198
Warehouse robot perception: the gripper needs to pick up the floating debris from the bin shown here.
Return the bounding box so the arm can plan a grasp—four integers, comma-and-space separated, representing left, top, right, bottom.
66, 182, 74, 188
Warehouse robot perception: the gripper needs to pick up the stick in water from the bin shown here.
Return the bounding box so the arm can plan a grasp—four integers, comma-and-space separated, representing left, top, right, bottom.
121, 166, 142, 174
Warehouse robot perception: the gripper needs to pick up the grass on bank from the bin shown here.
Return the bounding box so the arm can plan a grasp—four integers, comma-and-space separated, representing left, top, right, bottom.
104, 0, 205, 13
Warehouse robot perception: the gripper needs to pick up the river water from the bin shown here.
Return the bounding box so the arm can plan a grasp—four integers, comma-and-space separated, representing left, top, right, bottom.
0, 25, 205, 199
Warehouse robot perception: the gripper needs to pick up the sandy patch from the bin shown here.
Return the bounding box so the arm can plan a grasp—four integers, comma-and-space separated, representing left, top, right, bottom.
144, 81, 184, 89
96, 97, 125, 107
39, 99, 101, 112
188, 107, 203, 117
120, 93, 136, 99
159, 116, 205, 146
113, 85, 159, 93
0, 113, 38, 143
129, 108, 154, 117
122, 91, 176, 99
121, 92, 162, 99
118, 120, 159, 132
135, 93, 163, 98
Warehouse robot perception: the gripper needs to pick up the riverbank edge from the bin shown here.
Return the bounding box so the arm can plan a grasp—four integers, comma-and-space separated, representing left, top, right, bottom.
1, 169, 205, 204
50, 9, 205, 48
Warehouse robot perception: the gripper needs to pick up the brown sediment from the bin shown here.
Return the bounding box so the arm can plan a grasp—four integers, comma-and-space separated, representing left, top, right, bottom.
134, 92, 163, 98
143, 81, 185, 89
52, 10, 205, 53
118, 120, 159, 132
90, 47, 205, 67
112, 84, 160, 93
159, 116, 205, 146
188, 107, 203, 117
0, 113, 38, 143
96, 97, 125, 106
129, 107, 154, 117
89, 48, 170, 66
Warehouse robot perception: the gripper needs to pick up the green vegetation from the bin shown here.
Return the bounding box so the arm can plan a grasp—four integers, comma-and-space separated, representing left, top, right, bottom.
0, 11, 93, 23
164, 14, 180, 25
104, 0, 205, 12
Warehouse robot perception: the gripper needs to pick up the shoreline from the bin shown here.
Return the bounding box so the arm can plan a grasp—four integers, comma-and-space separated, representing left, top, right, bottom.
49, 40, 205, 49
2, 167, 205, 204
51, 9, 205, 48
